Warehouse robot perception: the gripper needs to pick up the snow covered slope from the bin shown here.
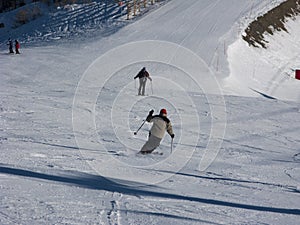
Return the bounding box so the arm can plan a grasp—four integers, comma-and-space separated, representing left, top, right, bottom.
225, 5, 300, 101
0, 1, 127, 44
0, 0, 299, 224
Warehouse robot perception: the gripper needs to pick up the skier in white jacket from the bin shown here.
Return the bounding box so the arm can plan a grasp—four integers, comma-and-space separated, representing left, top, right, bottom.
139, 109, 175, 154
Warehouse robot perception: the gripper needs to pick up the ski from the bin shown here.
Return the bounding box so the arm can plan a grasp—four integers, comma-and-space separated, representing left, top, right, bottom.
136, 151, 163, 156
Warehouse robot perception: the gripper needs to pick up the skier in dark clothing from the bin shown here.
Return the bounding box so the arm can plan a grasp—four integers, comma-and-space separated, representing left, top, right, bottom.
15, 40, 20, 54
7, 39, 14, 54
139, 108, 175, 154
134, 67, 152, 96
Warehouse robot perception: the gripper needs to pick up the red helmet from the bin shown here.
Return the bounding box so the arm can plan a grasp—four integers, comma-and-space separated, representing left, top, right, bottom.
160, 108, 167, 115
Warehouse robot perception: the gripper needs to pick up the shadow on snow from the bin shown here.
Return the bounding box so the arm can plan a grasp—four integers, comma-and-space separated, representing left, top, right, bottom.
0, 165, 299, 216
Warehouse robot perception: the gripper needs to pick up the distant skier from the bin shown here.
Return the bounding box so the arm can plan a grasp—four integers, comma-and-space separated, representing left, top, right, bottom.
15, 40, 20, 54
7, 38, 14, 54
134, 67, 152, 96
139, 108, 175, 154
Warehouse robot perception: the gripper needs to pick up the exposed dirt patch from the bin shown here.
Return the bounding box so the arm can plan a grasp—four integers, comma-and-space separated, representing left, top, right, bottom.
242, 0, 300, 48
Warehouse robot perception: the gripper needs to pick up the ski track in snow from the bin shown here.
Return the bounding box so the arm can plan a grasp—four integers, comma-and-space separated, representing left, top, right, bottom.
101, 192, 123, 225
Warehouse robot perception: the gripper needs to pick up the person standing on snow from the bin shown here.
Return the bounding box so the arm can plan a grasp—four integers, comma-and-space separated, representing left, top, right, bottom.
7, 38, 14, 54
134, 67, 152, 96
15, 40, 20, 54
139, 108, 175, 154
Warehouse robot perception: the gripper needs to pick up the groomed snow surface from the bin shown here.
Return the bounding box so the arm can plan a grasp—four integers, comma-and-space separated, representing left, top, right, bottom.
0, 0, 299, 224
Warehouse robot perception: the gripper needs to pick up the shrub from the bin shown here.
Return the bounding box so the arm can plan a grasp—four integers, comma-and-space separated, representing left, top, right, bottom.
243, 0, 300, 48
32, 6, 42, 19
14, 5, 42, 27
15, 9, 30, 25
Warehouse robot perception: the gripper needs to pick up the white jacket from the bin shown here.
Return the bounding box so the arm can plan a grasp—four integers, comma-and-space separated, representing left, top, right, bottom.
146, 115, 174, 139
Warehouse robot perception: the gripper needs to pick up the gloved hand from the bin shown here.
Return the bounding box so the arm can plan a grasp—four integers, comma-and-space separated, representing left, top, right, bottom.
149, 109, 154, 115
171, 134, 175, 139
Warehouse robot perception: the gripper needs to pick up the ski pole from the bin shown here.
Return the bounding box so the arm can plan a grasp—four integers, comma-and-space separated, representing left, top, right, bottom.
150, 80, 153, 95
170, 138, 173, 153
134, 120, 146, 135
